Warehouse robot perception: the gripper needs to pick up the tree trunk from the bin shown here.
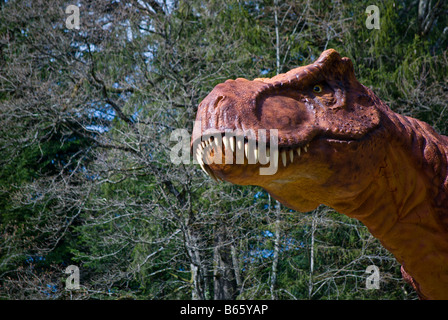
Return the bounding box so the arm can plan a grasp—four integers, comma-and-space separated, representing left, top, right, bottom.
308, 210, 317, 299
185, 227, 206, 300
213, 225, 237, 300
270, 200, 281, 300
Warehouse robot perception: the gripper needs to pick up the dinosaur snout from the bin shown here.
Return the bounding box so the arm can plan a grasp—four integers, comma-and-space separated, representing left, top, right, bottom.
192, 79, 265, 145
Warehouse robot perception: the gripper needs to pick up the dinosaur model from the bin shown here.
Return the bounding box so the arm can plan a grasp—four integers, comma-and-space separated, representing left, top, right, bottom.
190, 49, 448, 299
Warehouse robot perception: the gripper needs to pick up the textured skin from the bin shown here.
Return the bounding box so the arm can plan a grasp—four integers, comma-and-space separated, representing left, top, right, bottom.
191, 49, 448, 299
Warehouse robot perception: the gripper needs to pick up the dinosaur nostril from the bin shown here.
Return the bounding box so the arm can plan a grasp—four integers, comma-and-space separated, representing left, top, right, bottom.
214, 96, 225, 109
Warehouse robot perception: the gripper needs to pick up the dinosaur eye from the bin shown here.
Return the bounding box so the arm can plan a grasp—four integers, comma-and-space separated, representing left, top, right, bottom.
313, 85, 323, 93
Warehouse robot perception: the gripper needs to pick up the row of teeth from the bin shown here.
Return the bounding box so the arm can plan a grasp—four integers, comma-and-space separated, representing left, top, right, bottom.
195, 136, 309, 181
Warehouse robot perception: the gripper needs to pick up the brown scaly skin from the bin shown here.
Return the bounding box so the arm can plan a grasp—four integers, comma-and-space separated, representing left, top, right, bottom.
191, 49, 448, 299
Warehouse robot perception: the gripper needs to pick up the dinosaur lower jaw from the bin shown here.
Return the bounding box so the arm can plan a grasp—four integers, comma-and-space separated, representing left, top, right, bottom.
193, 133, 363, 188
193, 132, 366, 213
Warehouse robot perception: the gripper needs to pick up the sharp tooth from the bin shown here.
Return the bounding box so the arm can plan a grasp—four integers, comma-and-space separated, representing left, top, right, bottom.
199, 161, 207, 175
270, 149, 278, 168
272, 149, 278, 169
237, 139, 243, 152
258, 148, 268, 163
261, 147, 270, 163
214, 137, 220, 148
244, 143, 249, 158
304, 145, 308, 153
253, 147, 258, 163
196, 148, 203, 163
297, 147, 301, 157
229, 137, 235, 153
289, 149, 294, 162
281, 150, 287, 167
223, 136, 229, 152
201, 143, 207, 153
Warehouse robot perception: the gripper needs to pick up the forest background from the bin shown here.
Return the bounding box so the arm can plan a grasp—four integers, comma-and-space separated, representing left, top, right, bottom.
0, 0, 447, 300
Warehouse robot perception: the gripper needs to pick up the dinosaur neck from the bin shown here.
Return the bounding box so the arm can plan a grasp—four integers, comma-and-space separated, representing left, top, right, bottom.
340, 111, 448, 299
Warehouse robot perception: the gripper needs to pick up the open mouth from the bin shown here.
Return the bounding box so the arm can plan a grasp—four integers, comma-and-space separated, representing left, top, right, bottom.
192, 133, 310, 181
191, 126, 374, 182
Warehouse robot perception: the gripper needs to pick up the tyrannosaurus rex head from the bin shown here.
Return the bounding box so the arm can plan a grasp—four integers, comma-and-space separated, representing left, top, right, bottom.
191, 49, 387, 212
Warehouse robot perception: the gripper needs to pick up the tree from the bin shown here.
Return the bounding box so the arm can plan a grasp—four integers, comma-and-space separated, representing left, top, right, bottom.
1, 0, 446, 300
